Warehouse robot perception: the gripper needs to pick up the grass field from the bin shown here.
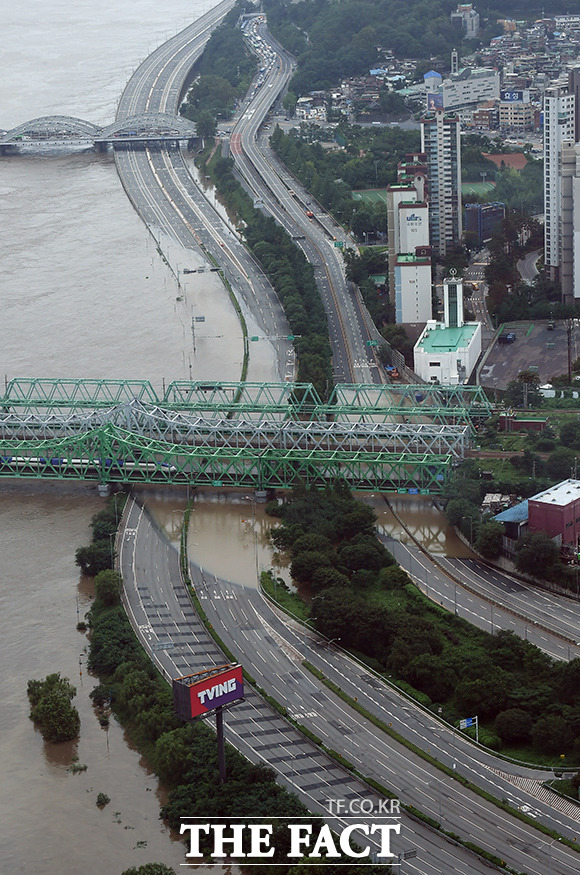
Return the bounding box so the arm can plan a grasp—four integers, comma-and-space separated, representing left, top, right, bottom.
352, 188, 389, 203
461, 181, 496, 197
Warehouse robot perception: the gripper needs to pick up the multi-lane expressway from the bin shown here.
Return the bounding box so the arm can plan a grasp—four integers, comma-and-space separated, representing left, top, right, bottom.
230, 16, 380, 385
114, 3, 380, 386
107, 4, 580, 870
118, 498, 580, 874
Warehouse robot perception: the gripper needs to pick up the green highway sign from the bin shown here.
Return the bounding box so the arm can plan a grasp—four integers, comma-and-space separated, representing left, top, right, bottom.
367, 340, 378, 347
250, 336, 260, 342
334, 241, 344, 247
287, 335, 295, 341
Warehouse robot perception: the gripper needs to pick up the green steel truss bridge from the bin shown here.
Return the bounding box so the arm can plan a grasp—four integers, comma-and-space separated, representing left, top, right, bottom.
0, 379, 492, 494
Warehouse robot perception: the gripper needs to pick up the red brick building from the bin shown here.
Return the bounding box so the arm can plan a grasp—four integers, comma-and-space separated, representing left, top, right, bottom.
528, 479, 580, 548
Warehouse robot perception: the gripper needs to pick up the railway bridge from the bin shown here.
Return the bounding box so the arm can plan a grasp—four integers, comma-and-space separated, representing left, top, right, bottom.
0, 378, 492, 494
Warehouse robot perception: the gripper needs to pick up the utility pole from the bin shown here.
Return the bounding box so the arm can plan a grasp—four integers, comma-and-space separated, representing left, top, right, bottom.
567, 318, 574, 383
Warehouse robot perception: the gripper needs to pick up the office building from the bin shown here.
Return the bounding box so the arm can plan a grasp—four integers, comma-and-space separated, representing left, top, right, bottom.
450, 4, 480, 39
421, 110, 462, 257
464, 202, 505, 246
394, 252, 432, 324
413, 275, 482, 384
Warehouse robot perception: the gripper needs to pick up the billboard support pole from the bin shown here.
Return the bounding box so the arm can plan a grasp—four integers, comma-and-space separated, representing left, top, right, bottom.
216, 705, 226, 783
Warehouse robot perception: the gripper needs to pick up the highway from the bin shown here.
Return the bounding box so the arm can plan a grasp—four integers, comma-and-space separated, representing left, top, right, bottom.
106, 3, 580, 868
118, 498, 580, 874
113, 0, 293, 381
230, 17, 381, 385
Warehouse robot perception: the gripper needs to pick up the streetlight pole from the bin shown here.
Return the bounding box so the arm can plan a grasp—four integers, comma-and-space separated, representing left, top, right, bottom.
461, 516, 473, 544
304, 617, 318, 660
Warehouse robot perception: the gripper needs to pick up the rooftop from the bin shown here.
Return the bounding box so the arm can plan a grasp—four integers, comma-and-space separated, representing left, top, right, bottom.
529, 479, 580, 507
495, 499, 529, 524
396, 253, 431, 265
416, 323, 478, 353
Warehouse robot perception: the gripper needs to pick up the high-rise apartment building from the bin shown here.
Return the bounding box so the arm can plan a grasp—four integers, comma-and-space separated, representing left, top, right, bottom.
560, 140, 580, 303
421, 110, 462, 257
544, 80, 576, 279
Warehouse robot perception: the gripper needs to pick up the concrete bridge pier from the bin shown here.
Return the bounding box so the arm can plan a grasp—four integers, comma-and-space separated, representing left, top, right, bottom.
95, 141, 108, 153
97, 483, 111, 498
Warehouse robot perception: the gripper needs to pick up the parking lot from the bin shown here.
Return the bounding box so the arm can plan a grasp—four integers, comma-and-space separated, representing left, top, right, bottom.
478, 320, 575, 390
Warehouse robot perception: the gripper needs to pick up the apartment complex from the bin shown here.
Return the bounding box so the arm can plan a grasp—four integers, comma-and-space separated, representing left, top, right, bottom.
421, 110, 462, 257
544, 80, 576, 279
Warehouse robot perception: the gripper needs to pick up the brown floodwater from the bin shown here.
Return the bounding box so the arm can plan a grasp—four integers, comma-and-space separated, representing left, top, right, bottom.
0, 483, 187, 873
145, 487, 291, 589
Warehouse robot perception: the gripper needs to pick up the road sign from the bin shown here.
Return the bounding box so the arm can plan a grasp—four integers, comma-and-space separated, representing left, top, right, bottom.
366, 340, 378, 347
398, 850, 417, 861
334, 240, 344, 247
250, 336, 260, 342
287, 335, 295, 341
460, 717, 475, 729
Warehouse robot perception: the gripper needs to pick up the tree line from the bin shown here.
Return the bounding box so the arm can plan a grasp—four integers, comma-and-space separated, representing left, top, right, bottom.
269, 483, 580, 761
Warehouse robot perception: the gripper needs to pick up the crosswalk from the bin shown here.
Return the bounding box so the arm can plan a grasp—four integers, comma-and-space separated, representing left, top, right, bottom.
487, 766, 580, 822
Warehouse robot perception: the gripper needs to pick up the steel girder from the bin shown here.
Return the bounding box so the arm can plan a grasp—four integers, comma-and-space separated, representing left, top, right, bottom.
0, 424, 452, 493
0, 379, 491, 429
0, 399, 469, 460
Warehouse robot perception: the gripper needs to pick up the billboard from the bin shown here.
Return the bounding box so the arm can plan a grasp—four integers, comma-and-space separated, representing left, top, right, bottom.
427, 92, 444, 111
173, 664, 244, 720
500, 89, 529, 103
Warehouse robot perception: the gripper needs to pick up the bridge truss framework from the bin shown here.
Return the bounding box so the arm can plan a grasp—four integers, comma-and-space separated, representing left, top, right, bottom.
0, 379, 490, 493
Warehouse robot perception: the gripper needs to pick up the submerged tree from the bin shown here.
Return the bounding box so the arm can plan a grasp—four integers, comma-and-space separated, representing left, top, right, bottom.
27, 672, 80, 743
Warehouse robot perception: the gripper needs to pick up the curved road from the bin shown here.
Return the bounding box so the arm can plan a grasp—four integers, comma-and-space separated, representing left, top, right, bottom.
118, 500, 580, 873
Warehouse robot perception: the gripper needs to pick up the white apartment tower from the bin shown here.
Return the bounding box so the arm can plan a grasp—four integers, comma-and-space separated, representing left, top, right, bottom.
560, 140, 580, 302
544, 82, 576, 280
421, 110, 462, 257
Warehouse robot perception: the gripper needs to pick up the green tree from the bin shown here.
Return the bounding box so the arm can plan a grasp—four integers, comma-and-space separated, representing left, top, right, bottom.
75, 541, 112, 576
290, 551, 332, 583
27, 673, 80, 743
195, 110, 217, 141
546, 447, 576, 481
514, 532, 559, 578
474, 521, 504, 559
494, 708, 533, 744
531, 713, 575, 755
94, 569, 122, 607
559, 421, 580, 449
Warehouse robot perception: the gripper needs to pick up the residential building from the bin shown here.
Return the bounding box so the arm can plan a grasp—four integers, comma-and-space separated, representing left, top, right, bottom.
559, 139, 580, 302
450, 4, 480, 39
394, 252, 433, 323
544, 79, 576, 281
421, 110, 462, 257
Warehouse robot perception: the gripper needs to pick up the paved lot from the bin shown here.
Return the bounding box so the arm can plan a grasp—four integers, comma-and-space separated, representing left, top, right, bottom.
479, 320, 574, 389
